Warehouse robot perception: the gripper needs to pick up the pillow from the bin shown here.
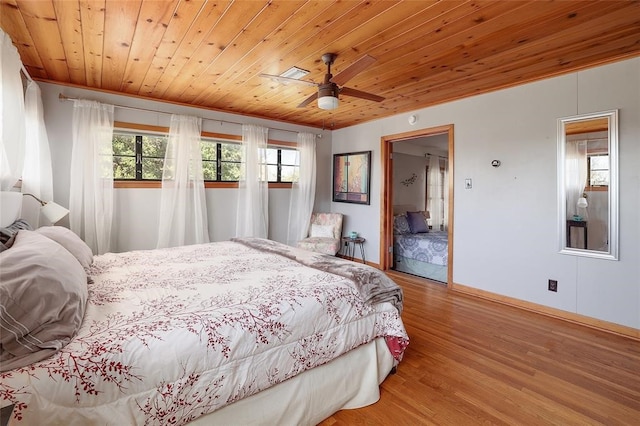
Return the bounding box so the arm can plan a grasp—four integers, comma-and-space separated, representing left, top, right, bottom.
35, 226, 93, 269
393, 214, 411, 234
310, 223, 335, 238
406, 211, 429, 234
0, 218, 32, 245
0, 230, 88, 371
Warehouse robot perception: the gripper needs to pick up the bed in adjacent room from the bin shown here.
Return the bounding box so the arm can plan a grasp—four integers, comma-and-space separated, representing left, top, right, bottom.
0, 223, 408, 425
393, 211, 448, 282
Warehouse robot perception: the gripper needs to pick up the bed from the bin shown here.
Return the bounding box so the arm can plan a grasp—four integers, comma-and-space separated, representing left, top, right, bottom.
393, 211, 448, 282
0, 226, 408, 425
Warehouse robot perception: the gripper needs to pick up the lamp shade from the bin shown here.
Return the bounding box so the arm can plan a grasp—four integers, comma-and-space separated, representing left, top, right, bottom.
317, 83, 339, 110
576, 197, 588, 209
318, 95, 339, 110
41, 201, 69, 223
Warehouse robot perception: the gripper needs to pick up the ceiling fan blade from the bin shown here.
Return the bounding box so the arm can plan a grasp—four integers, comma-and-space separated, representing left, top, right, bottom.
259, 73, 317, 87
340, 86, 384, 102
332, 54, 377, 86
297, 92, 318, 108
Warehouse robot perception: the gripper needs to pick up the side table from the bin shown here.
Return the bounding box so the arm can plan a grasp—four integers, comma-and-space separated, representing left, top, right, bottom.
341, 236, 366, 263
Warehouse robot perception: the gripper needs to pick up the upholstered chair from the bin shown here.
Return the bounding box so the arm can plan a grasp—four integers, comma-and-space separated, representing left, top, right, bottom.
297, 213, 344, 255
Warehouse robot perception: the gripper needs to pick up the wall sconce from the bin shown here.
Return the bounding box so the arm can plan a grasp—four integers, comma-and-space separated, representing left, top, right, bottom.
23, 193, 69, 224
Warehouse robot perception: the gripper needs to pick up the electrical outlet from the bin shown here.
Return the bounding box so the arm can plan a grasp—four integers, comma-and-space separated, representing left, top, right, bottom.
548, 279, 558, 292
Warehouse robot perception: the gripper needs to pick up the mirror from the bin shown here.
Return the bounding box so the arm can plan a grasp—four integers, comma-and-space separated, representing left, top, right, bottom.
558, 110, 618, 260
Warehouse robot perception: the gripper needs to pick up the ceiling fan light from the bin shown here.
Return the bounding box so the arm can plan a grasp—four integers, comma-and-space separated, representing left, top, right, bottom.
318, 95, 339, 110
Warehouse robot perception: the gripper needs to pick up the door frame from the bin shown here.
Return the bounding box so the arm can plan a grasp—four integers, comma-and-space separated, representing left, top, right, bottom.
379, 124, 454, 288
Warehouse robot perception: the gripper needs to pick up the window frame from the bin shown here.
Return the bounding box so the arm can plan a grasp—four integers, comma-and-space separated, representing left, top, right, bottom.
112, 121, 298, 189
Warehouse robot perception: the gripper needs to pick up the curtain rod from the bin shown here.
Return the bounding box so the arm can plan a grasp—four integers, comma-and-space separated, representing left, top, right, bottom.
20, 64, 33, 82
58, 93, 321, 137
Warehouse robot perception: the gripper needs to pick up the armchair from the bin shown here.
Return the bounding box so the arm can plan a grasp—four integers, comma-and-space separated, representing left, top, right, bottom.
296, 212, 344, 255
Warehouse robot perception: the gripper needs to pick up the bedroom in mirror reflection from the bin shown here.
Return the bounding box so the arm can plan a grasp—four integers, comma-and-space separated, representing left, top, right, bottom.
558, 110, 618, 260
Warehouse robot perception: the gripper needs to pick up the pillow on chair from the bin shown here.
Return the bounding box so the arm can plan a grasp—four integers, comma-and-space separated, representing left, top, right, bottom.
310, 224, 334, 238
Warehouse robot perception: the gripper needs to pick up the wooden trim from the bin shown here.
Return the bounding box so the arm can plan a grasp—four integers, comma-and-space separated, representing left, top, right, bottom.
452, 282, 640, 341
114, 181, 292, 189
114, 121, 296, 146
114, 180, 160, 189
584, 186, 608, 192
114, 121, 167, 133
379, 124, 454, 289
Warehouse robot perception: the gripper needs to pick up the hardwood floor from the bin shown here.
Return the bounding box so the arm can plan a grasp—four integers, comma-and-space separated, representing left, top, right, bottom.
319, 274, 640, 425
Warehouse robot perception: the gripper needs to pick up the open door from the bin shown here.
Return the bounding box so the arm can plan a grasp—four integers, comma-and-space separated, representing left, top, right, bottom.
380, 125, 454, 288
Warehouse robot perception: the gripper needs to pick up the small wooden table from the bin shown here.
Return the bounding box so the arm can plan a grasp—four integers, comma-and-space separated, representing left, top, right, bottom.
566, 220, 587, 249
341, 236, 366, 263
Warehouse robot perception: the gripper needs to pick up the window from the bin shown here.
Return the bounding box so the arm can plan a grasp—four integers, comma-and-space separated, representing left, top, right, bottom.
113, 132, 167, 180
113, 129, 299, 184
266, 147, 299, 183
588, 153, 609, 187
201, 139, 242, 181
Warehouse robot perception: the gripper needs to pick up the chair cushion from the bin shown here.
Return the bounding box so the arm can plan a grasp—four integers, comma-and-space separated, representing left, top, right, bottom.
297, 237, 340, 255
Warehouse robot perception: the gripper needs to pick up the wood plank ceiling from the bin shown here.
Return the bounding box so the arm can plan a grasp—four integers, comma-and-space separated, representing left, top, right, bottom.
1, 0, 639, 129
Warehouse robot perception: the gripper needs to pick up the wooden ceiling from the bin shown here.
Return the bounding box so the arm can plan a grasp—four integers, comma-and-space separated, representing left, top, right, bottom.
2, 0, 639, 130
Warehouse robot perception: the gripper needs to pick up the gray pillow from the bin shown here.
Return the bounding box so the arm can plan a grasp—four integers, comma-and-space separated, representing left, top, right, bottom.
393, 214, 411, 234
35, 226, 93, 269
0, 230, 88, 371
0, 219, 32, 245
406, 211, 429, 234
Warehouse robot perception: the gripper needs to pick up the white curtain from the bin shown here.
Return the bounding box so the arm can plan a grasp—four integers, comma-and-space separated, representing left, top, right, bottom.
427, 155, 443, 231
442, 158, 449, 231
565, 140, 588, 219
22, 81, 53, 227
236, 124, 269, 238
0, 29, 26, 190
157, 114, 209, 248
287, 132, 316, 245
70, 100, 114, 255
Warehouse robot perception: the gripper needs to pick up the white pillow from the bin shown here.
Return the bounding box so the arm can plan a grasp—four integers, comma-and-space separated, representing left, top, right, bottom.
310, 224, 334, 238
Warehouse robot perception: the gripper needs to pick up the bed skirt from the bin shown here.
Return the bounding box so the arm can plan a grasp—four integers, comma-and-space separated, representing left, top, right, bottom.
394, 255, 447, 283
189, 338, 394, 426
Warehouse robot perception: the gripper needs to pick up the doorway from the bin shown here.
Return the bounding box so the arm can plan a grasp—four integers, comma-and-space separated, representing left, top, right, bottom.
380, 125, 454, 288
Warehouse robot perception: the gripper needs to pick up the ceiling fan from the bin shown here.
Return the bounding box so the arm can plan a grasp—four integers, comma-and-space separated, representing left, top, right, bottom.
259, 53, 385, 110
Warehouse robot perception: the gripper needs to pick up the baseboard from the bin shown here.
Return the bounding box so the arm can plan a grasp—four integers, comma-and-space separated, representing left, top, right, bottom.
452, 282, 639, 341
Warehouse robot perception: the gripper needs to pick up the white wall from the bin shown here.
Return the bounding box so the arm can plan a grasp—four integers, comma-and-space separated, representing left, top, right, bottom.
39, 82, 332, 252
331, 58, 640, 330
392, 152, 427, 211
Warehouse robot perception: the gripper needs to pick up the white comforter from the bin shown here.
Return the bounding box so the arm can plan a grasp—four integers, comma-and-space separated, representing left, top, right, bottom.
1, 239, 408, 425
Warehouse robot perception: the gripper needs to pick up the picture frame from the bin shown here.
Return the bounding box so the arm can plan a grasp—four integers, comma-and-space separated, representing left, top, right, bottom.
333, 151, 371, 205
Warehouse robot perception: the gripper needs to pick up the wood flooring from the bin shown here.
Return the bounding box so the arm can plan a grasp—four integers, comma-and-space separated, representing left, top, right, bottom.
319, 273, 640, 425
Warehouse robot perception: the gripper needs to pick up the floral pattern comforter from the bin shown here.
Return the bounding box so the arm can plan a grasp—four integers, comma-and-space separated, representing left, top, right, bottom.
394, 231, 448, 266
1, 238, 408, 425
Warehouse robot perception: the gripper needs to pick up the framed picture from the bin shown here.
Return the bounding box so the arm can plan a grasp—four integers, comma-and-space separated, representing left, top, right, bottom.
333, 151, 371, 205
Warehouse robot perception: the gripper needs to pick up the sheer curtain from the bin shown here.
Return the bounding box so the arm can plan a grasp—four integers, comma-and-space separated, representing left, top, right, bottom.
69, 100, 114, 254
236, 124, 269, 238
427, 155, 443, 230
565, 140, 588, 219
22, 81, 53, 227
442, 158, 449, 231
287, 132, 316, 246
157, 114, 209, 248
0, 29, 26, 190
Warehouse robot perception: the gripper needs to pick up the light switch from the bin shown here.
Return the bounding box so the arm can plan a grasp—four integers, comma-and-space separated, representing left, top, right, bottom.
465, 178, 472, 189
